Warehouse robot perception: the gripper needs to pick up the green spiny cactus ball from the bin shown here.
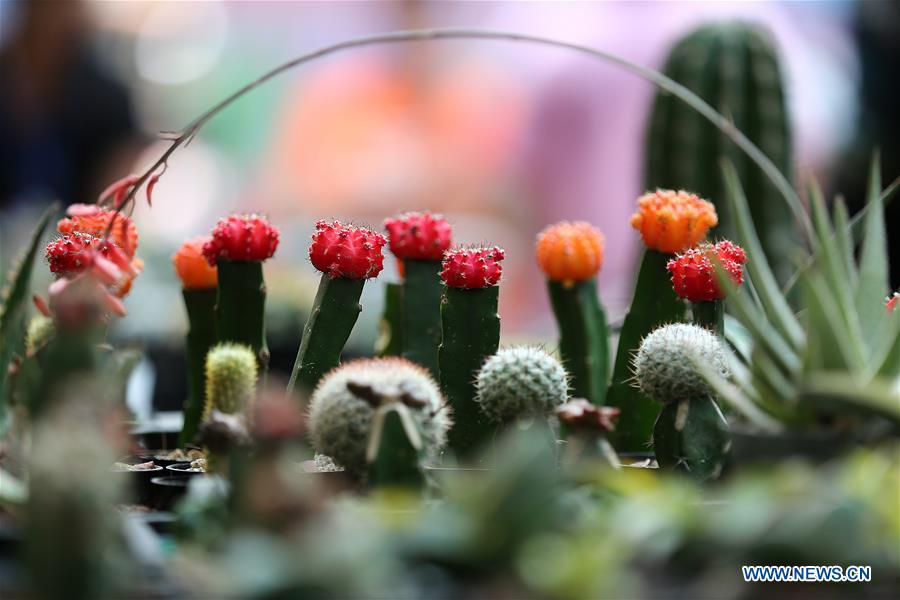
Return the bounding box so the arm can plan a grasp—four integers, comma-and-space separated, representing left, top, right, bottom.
633, 323, 729, 404
26, 314, 55, 355
475, 346, 569, 423
203, 343, 258, 419
308, 357, 450, 477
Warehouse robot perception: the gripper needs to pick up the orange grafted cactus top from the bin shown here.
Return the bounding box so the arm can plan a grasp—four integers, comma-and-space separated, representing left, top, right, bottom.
173, 237, 218, 290
535, 221, 605, 284
57, 205, 139, 260
630, 190, 717, 254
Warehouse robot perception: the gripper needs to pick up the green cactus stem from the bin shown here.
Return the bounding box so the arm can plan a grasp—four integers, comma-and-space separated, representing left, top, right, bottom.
367, 404, 426, 490
645, 22, 794, 283
287, 275, 365, 396
606, 250, 685, 451
215, 260, 268, 372
180, 288, 217, 446
439, 286, 500, 459
690, 299, 724, 334
401, 260, 443, 379
376, 282, 403, 357
547, 279, 609, 404
652, 396, 730, 481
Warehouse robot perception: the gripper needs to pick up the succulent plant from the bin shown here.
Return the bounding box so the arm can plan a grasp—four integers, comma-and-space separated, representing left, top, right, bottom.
307, 357, 450, 479
536, 221, 609, 404
667, 240, 747, 332
438, 246, 504, 459
204, 343, 258, 419
384, 212, 452, 379
203, 214, 279, 373
174, 237, 219, 445
633, 323, 730, 404
475, 346, 569, 423
607, 190, 718, 452
634, 323, 731, 480
288, 221, 387, 396
645, 22, 794, 284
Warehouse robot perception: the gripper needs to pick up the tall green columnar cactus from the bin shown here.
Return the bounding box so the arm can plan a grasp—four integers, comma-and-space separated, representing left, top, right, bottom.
173, 237, 219, 445
536, 221, 609, 404
438, 246, 504, 459
645, 22, 794, 283
202, 215, 279, 372
384, 212, 453, 379
634, 323, 731, 481
287, 221, 387, 396
607, 190, 718, 452
204, 343, 258, 419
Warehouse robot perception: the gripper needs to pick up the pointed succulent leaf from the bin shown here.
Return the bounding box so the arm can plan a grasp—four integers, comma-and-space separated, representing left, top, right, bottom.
855, 156, 890, 342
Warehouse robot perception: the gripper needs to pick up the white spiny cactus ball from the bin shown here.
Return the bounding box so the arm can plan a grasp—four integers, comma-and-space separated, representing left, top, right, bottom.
475, 346, 569, 423
307, 357, 450, 476
633, 323, 730, 404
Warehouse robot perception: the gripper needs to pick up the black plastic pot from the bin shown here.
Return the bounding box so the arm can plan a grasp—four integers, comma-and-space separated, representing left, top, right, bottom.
137, 452, 193, 468
727, 426, 857, 466
112, 465, 165, 505
150, 476, 190, 511
166, 463, 205, 477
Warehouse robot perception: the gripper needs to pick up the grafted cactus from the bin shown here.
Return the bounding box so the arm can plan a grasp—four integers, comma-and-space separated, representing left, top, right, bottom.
475, 346, 569, 424
634, 323, 731, 480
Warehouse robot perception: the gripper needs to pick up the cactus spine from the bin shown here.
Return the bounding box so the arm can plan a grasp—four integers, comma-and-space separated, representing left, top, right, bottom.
180, 288, 217, 445
215, 261, 269, 371
440, 286, 501, 458
634, 323, 731, 480
288, 276, 366, 395
204, 343, 258, 419
400, 259, 443, 379
645, 22, 794, 282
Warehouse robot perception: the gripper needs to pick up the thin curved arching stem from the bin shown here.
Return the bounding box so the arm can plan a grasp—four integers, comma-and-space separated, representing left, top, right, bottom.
105, 27, 812, 243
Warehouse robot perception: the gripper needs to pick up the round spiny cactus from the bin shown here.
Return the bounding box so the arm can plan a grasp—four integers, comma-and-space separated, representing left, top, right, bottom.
633, 323, 729, 404
475, 346, 569, 423
307, 357, 450, 477
26, 314, 55, 355
203, 343, 258, 419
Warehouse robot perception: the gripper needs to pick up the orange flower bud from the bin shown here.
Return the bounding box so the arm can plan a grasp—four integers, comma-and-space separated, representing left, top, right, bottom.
536, 221, 605, 284
173, 238, 218, 290
630, 190, 717, 254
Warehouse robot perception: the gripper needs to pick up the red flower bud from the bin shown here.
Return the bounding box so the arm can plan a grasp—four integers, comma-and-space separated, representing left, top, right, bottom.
888, 292, 898, 312
384, 211, 452, 261
440, 246, 505, 289
309, 220, 387, 279
667, 240, 746, 302
202, 214, 280, 265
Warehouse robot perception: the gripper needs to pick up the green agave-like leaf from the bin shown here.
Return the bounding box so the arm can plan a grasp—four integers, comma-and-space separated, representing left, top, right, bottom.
832, 196, 858, 288
870, 307, 899, 380
802, 272, 861, 372
848, 175, 899, 243
807, 181, 867, 363
801, 372, 900, 425
855, 156, 890, 343
0, 204, 58, 425
721, 160, 804, 349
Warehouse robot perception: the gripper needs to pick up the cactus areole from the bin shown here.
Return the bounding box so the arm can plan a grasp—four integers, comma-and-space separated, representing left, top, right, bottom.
288, 222, 387, 396
384, 212, 452, 379
438, 246, 504, 460
537, 222, 609, 405
203, 215, 279, 372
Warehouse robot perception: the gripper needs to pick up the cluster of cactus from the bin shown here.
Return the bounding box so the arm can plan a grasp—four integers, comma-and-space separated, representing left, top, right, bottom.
307, 357, 450, 487
634, 323, 731, 480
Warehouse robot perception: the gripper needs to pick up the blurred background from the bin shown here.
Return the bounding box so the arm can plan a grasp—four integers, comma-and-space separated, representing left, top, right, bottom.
0, 0, 897, 411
